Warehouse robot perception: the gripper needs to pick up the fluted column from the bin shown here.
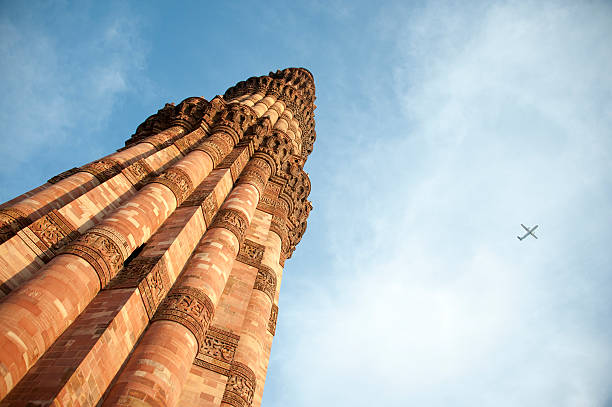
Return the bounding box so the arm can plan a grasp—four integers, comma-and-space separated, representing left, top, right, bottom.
0, 97, 220, 248
0, 104, 256, 398
103, 153, 274, 407
220, 230, 283, 407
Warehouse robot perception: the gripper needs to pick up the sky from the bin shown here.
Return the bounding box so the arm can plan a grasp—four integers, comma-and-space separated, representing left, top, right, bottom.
1, 1, 611, 406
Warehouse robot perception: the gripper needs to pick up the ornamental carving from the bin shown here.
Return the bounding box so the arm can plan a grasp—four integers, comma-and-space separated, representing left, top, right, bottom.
181, 184, 212, 208
194, 131, 234, 167
253, 265, 277, 301
200, 96, 226, 131
80, 159, 122, 184
222, 68, 316, 162
222, 362, 256, 407
128, 103, 177, 145
269, 214, 288, 240
200, 326, 239, 362
153, 286, 214, 346
236, 239, 265, 268
256, 180, 283, 215
210, 208, 249, 244
123, 159, 154, 189
148, 167, 193, 206
238, 158, 271, 196
63, 225, 130, 286
106, 255, 170, 318
173, 129, 206, 155
126, 97, 214, 148
211, 104, 257, 144
255, 131, 294, 175
233, 147, 253, 182
47, 167, 80, 184
268, 304, 278, 336
201, 193, 219, 226
0, 208, 29, 244
28, 210, 78, 254
194, 326, 241, 375
286, 199, 312, 258
172, 97, 209, 130
243, 117, 272, 146
181, 185, 220, 226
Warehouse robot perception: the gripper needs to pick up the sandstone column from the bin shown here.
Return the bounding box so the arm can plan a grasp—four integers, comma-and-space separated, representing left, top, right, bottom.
0, 104, 257, 398
102, 130, 292, 407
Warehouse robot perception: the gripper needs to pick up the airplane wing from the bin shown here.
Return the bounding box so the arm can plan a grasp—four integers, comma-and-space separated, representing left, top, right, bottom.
521, 224, 530, 232
530, 232, 538, 239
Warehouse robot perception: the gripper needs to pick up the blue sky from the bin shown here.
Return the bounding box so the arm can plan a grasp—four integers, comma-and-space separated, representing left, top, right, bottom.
1, 1, 612, 406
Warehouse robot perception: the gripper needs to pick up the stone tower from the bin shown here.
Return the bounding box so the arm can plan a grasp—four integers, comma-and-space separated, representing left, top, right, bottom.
0, 67, 316, 406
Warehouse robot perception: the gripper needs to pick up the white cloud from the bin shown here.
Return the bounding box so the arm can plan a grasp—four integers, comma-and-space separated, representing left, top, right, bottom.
0, 5, 149, 198
269, 1, 612, 406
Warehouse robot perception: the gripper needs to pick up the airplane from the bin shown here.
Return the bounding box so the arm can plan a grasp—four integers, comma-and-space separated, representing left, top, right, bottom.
517, 224, 538, 240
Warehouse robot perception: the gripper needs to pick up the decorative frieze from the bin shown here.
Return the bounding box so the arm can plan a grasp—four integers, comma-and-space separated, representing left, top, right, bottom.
210, 208, 249, 244
218, 143, 252, 183
0, 208, 29, 244
181, 185, 220, 226
194, 326, 240, 376
27, 210, 79, 254
268, 304, 278, 336
200, 193, 219, 227
171, 97, 209, 130
221, 362, 256, 407
238, 158, 271, 197
123, 159, 155, 189
127, 103, 177, 146
62, 225, 130, 286
173, 128, 207, 155
253, 265, 277, 301
236, 239, 265, 268
80, 159, 122, 184
153, 287, 214, 346
148, 167, 194, 206
211, 104, 257, 145
106, 255, 170, 318
195, 136, 229, 167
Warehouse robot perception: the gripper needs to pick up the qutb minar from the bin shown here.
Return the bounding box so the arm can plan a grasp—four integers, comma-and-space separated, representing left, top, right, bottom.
0, 67, 316, 406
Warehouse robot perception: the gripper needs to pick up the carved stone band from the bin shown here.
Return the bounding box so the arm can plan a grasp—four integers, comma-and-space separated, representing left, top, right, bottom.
236, 239, 265, 268
28, 210, 79, 254
173, 129, 207, 155
153, 286, 214, 347
195, 325, 241, 376
269, 214, 288, 238
200, 326, 240, 363
80, 159, 122, 184
238, 158, 271, 197
194, 134, 233, 167
210, 208, 250, 244
106, 255, 170, 318
253, 265, 277, 301
268, 303, 278, 336
0, 208, 29, 244
62, 225, 130, 287
123, 159, 155, 189
148, 167, 194, 206
221, 361, 256, 407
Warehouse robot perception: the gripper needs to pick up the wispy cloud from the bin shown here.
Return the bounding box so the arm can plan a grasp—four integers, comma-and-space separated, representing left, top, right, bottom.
0, 4, 149, 198
268, 1, 612, 406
